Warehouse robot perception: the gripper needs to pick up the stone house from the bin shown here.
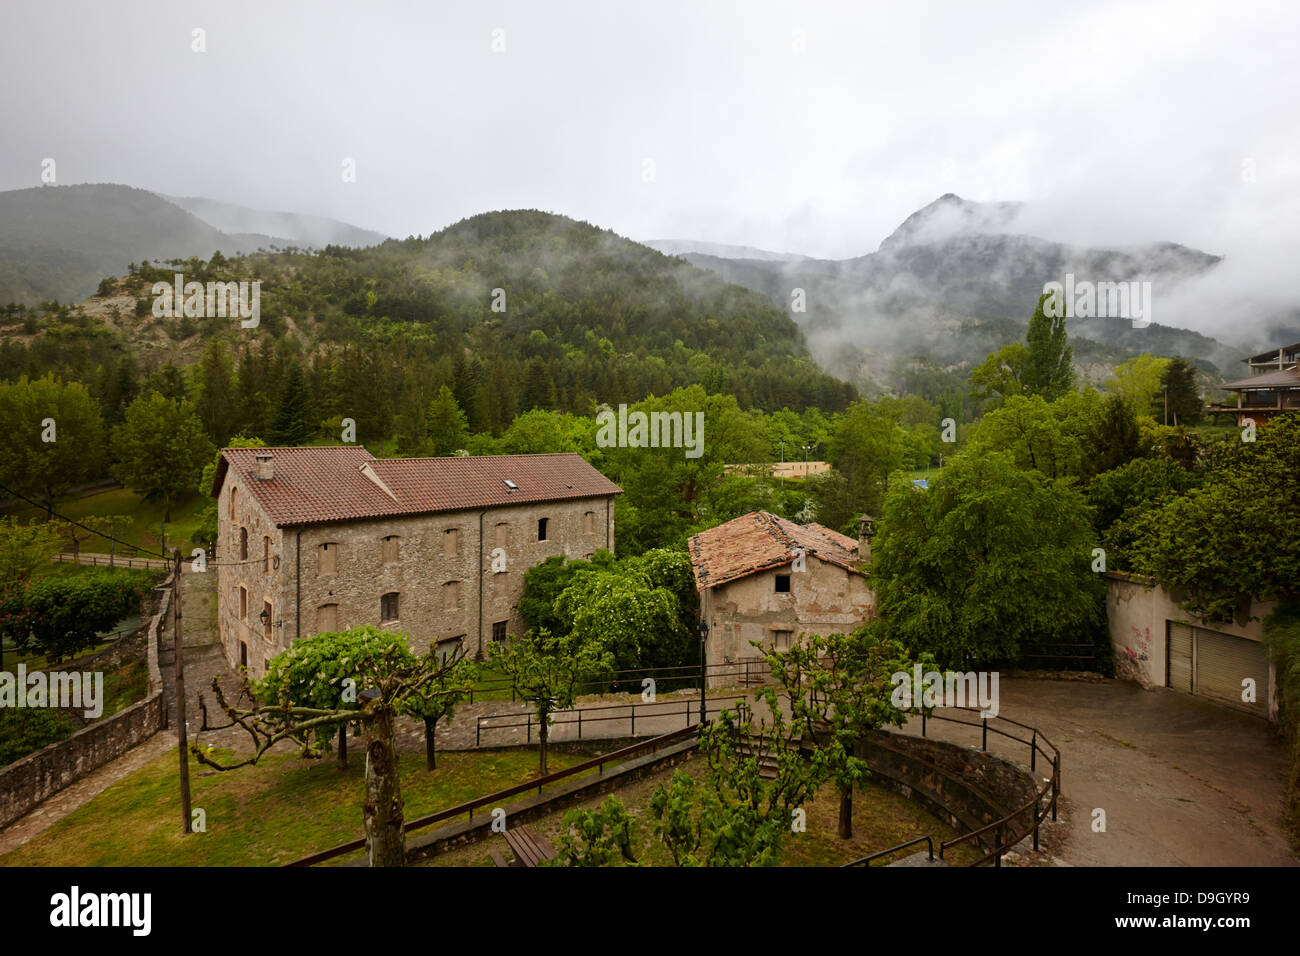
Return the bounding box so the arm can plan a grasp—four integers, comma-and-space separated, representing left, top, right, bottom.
688, 511, 874, 688
211, 446, 621, 676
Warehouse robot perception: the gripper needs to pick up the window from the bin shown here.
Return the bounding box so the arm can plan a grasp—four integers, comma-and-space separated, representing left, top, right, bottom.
583, 511, 595, 534
443, 580, 460, 611
772, 629, 794, 651
494, 523, 509, 549
239, 641, 247, 668
263, 536, 271, 573
775, 574, 791, 593
492, 620, 508, 642
381, 591, 399, 623
382, 535, 400, 564
262, 601, 273, 640
435, 636, 464, 664
443, 528, 459, 558
230, 486, 239, 522
316, 604, 339, 632
239, 586, 248, 620
319, 542, 338, 575
537, 517, 549, 541
240, 527, 248, 561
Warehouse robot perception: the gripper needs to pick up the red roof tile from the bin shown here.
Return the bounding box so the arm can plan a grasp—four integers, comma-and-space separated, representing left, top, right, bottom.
688, 511, 862, 591
213, 447, 621, 527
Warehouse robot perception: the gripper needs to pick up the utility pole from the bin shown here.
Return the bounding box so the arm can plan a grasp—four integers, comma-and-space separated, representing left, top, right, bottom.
779, 440, 785, 492
172, 548, 193, 834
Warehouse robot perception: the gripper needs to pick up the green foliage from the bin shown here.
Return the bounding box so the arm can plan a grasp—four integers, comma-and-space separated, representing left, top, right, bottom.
546, 796, 640, 866
968, 342, 1028, 408
0, 707, 76, 765
111, 391, 214, 521
1023, 291, 1075, 400
1160, 356, 1202, 426
1130, 412, 1300, 620
820, 399, 907, 532
0, 517, 62, 586
424, 384, 469, 455
649, 700, 829, 866
194, 436, 265, 548
1262, 602, 1300, 843
1086, 457, 1202, 571
870, 450, 1105, 667
0, 374, 106, 514
0, 568, 153, 661
1104, 354, 1171, 416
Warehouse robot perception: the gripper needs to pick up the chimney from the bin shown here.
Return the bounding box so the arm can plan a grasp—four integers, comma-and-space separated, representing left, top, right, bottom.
255, 453, 274, 481
857, 514, 875, 564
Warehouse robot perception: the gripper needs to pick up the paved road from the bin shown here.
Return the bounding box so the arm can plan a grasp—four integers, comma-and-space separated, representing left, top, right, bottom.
894, 677, 1297, 867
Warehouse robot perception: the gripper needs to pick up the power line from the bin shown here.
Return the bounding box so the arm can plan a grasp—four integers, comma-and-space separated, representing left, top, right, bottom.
0, 480, 169, 559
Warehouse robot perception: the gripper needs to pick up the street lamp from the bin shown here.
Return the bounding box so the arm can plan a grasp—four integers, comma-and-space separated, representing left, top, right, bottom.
778, 440, 786, 491
697, 618, 710, 727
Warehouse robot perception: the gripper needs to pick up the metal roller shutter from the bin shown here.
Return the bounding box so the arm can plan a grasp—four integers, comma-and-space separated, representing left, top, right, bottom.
1194, 627, 1269, 717
1167, 622, 1193, 693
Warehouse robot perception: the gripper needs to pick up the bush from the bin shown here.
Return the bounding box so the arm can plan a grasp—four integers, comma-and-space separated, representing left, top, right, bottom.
1263, 602, 1300, 847
0, 708, 76, 765
1, 568, 154, 662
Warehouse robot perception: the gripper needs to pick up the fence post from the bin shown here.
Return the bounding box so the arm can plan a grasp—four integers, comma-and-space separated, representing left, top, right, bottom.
921, 709, 926, 737
526, 712, 531, 743
1052, 753, 1059, 821
994, 822, 1003, 867
578, 709, 583, 740
476, 717, 480, 748
1031, 730, 1037, 771
631, 705, 635, 737
1033, 798, 1041, 852
981, 716, 988, 751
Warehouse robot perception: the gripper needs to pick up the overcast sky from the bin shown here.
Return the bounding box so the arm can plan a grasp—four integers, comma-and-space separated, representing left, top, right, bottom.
1, 0, 1297, 262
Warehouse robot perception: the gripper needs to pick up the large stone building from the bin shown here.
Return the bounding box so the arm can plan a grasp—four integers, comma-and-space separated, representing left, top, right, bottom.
211, 446, 621, 676
688, 511, 874, 687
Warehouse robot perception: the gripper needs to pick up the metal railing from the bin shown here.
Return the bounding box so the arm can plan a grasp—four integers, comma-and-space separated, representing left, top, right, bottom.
287, 724, 700, 867
466, 660, 770, 704
52, 552, 171, 570
915, 706, 1060, 867
474, 695, 747, 746
843, 835, 934, 867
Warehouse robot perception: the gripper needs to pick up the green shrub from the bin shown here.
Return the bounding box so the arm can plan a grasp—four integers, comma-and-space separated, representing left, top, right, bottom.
0, 708, 76, 765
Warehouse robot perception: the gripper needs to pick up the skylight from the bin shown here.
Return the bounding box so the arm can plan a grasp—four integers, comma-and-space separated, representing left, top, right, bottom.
503, 479, 518, 491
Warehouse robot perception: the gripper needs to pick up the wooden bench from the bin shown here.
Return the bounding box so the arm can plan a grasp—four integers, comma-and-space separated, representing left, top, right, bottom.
495, 825, 557, 867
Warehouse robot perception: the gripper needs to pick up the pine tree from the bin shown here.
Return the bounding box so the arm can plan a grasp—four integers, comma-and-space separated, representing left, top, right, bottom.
1161, 357, 1202, 426
426, 385, 469, 455
267, 363, 315, 445
195, 340, 237, 447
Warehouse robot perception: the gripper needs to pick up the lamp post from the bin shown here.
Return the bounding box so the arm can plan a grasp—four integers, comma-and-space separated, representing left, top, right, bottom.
801, 443, 812, 478
779, 440, 786, 491
697, 618, 709, 727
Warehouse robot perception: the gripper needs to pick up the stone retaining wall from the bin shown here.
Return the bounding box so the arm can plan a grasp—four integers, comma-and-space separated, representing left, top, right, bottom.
0, 579, 171, 829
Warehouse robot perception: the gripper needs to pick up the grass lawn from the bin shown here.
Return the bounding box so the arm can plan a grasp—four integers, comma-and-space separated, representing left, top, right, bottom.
423, 755, 982, 867
0, 746, 585, 867
7, 485, 208, 556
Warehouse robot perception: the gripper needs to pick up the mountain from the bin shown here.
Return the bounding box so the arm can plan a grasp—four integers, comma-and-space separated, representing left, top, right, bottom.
0, 184, 387, 307
640, 239, 809, 263
658, 194, 1247, 390
163, 195, 388, 250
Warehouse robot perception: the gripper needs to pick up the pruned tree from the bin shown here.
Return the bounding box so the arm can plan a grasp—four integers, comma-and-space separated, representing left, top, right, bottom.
193, 626, 466, 867
401, 644, 477, 770
649, 699, 831, 866
759, 627, 929, 839
544, 796, 639, 867
488, 627, 612, 774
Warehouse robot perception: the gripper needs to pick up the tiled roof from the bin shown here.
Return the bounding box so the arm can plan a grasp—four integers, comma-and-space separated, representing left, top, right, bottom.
212, 447, 622, 527
688, 511, 862, 591
1219, 367, 1300, 390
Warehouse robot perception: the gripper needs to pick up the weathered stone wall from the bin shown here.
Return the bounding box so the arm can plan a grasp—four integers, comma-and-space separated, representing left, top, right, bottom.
218, 478, 616, 674
0, 582, 169, 829
860, 729, 1043, 856
702, 558, 873, 687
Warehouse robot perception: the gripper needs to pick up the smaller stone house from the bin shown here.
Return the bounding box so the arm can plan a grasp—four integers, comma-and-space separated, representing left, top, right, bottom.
688, 511, 874, 688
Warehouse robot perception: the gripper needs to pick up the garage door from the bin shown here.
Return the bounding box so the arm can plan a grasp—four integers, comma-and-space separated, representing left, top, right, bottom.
1194, 627, 1269, 716
1166, 621, 1269, 717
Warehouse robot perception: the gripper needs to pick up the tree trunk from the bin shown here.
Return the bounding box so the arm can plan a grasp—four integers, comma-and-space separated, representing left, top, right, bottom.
424, 716, 437, 771
337, 722, 348, 769
838, 785, 853, 840
361, 706, 405, 867
538, 708, 549, 775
